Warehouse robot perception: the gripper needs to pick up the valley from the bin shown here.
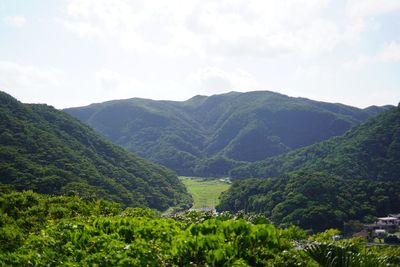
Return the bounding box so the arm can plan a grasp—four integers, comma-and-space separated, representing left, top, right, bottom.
1, 91, 399, 265
2, 1, 399, 264
179, 176, 231, 209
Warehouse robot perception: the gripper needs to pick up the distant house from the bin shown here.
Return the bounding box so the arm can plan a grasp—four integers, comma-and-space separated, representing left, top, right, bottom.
377, 216, 399, 226
363, 215, 399, 233
359, 213, 400, 241
388, 213, 400, 221
374, 216, 399, 232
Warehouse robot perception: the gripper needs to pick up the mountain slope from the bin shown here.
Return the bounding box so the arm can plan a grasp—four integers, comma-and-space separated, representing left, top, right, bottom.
217, 172, 400, 231
217, 107, 400, 230
0, 91, 191, 210
230, 106, 400, 181
65, 91, 391, 176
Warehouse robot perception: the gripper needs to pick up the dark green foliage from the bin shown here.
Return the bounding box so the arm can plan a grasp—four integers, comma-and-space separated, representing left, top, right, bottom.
218, 108, 400, 231
385, 235, 400, 244
65, 91, 390, 176
217, 172, 400, 231
231, 107, 400, 181
0, 91, 191, 210
193, 156, 245, 177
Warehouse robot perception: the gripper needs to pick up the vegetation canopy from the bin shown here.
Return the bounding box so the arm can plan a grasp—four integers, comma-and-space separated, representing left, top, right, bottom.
0, 91, 191, 211
217, 108, 400, 230
1, 191, 398, 266
65, 91, 391, 177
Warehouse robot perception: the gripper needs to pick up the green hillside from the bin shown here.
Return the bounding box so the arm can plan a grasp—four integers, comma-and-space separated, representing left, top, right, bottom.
230, 106, 400, 181
0, 91, 191, 211
217, 107, 400, 230
65, 91, 390, 176
217, 171, 400, 231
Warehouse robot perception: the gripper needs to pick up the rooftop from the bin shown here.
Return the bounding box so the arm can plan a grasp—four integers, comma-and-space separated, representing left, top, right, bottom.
377, 217, 397, 221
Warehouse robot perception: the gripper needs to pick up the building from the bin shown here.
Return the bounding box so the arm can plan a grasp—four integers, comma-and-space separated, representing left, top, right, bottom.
376, 216, 399, 232
388, 213, 400, 220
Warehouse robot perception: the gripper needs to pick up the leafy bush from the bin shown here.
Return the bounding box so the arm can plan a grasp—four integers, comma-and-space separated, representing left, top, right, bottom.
1, 191, 398, 266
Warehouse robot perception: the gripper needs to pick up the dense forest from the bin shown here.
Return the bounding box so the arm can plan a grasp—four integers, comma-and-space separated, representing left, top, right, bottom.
65, 91, 391, 176
1, 191, 399, 266
217, 171, 400, 231
230, 106, 400, 180
217, 107, 400, 230
0, 91, 191, 211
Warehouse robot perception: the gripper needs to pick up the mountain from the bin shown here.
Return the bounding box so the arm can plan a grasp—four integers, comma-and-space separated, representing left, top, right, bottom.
0, 91, 191, 211
230, 106, 400, 180
217, 172, 400, 231
65, 91, 391, 176
217, 107, 400, 230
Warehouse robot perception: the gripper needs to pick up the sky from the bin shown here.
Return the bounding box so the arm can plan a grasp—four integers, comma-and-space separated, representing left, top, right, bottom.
0, 0, 399, 109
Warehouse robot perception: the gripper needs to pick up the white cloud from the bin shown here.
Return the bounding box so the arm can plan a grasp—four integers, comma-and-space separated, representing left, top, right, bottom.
378, 41, 400, 63
59, 0, 143, 50
188, 67, 259, 94
347, 0, 400, 19
344, 0, 400, 44
59, 0, 352, 58
94, 69, 145, 99
3, 15, 26, 27
0, 61, 63, 90
0, 61, 65, 106
344, 41, 400, 70
184, 0, 342, 57
343, 55, 372, 70
294, 65, 320, 79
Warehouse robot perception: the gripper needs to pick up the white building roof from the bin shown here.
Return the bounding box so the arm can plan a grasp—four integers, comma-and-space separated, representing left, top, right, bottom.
378, 217, 397, 221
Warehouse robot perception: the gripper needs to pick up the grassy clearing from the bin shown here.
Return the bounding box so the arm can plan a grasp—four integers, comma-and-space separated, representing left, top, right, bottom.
179, 177, 231, 209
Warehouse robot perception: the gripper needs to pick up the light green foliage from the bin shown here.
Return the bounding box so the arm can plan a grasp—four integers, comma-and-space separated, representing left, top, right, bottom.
305, 233, 400, 266
1, 191, 398, 266
171, 219, 280, 266
279, 225, 308, 241
305, 243, 397, 267
309, 229, 342, 242
171, 210, 271, 229
179, 176, 231, 208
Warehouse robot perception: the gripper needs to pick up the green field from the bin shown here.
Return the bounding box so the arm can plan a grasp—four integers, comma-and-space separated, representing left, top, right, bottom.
179, 177, 231, 209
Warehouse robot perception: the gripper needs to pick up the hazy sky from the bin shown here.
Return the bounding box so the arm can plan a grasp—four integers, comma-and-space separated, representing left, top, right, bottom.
1, 0, 399, 108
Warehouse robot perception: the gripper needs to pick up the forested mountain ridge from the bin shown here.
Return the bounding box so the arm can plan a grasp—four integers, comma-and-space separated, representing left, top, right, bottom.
65, 91, 391, 176
217, 171, 400, 231
217, 107, 400, 230
230, 105, 400, 181
0, 91, 191, 210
